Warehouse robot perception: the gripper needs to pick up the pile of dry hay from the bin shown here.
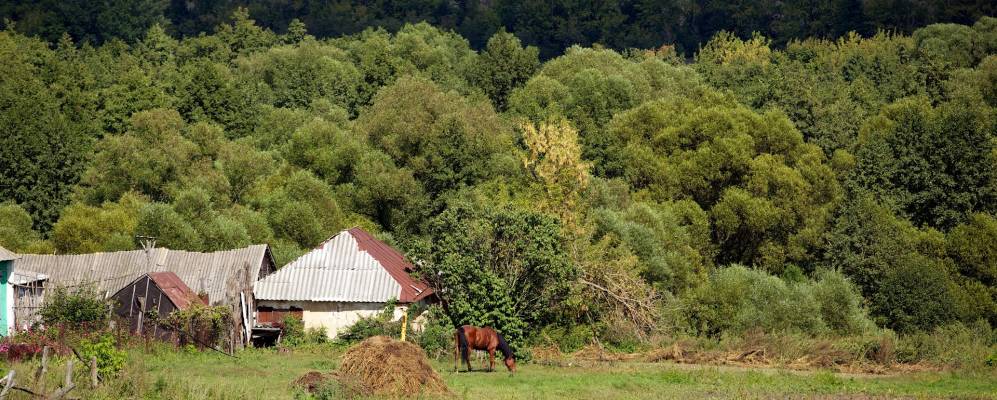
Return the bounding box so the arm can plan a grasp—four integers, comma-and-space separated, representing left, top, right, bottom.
337, 335, 450, 397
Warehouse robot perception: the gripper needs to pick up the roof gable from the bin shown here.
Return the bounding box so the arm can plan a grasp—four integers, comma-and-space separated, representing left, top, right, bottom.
254, 228, 433, 302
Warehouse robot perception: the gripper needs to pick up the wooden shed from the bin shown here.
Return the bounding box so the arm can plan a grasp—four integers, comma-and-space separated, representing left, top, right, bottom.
110, 272, 206, 342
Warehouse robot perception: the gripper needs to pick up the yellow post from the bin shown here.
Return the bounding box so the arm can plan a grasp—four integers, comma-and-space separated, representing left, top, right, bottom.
400, 311, 409, 341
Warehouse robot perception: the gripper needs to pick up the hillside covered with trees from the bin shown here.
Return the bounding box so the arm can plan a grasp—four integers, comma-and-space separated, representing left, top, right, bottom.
0, 8, 995, 354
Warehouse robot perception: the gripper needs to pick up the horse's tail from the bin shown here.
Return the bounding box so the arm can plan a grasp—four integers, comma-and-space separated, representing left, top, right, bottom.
455, 326, 469, 370
495, 331, 514, 360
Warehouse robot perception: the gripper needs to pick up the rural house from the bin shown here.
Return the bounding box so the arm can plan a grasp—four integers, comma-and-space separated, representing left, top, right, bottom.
253, 227, 434, 340
14, 245, 276, 347
0, 246, 16, 336
109, 272, 207, 342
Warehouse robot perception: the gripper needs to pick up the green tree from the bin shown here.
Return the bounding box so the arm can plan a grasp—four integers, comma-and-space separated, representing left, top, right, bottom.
468, 29, 540, 110
0, 31, 93, 230
358, 76, 516, 199
851, 97, 996, 229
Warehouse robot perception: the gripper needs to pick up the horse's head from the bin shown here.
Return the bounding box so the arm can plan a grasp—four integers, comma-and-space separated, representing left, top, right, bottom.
504, 356, 516, 373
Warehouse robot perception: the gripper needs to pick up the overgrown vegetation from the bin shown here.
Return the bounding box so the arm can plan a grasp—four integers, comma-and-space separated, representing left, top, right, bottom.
0, 4, 995, 372
161, 302, 233, 349
38, 285, 109, 329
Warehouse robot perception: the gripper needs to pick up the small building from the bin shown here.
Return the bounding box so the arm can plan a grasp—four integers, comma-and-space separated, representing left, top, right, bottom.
15, 244, 276, 348
0, 245, 17, 336
253, 228, 434, 341
109, 272, 206, 342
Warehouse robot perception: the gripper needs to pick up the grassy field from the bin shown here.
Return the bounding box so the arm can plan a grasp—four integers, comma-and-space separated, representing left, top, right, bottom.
6, 346, 990, 399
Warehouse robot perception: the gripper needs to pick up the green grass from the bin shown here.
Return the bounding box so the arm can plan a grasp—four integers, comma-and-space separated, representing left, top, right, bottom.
3, 346, 995, 399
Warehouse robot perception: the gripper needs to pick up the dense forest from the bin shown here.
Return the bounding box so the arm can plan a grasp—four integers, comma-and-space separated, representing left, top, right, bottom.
0, 6, 995, 353
1, 0, 995, 57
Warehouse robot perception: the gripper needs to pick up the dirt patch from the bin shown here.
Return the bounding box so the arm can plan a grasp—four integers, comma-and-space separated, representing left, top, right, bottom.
293, 371, 335, 393
337, 335, 450, 398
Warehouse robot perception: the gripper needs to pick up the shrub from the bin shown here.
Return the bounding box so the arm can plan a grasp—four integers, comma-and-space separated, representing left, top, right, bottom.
281, 315, 306, 346
875, 260, 958, 333
896, 321, 994, 369
686, 265, 875, 337
336, 305, 400, 344
79, 333, 127, 376
413, 306, 453, 359
39, 285, 108, 329
304, 327, 329, 344
162, 303, 232, 349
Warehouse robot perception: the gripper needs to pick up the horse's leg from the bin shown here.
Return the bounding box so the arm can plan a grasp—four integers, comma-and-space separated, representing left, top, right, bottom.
488, 348, 496, 372
454, 331, 460, 372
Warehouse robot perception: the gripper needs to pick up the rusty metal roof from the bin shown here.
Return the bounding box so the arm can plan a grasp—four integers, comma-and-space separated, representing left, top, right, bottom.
254, 228, 433, 303
0, 246, 17, 262
147, 272, 205, 310
15, 245, 272, 306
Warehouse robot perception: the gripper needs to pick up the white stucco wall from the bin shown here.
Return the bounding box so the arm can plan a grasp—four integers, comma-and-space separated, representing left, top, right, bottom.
257, 300, 411, 339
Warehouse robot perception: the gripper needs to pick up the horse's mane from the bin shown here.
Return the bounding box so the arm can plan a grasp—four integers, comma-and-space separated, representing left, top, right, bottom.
495, 331, 514, 360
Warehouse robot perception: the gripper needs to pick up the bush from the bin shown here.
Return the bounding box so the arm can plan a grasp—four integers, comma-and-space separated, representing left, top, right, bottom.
304, 327, 329, 344
163, 303, 232, 349
281, 315, 306, 346
79, 333, 127, 377
39, 285, 108, 329
336, 304, 400, 344
413, 306, 453, 359
896, 321, 995, 369
686, 265, 875, 337
875, 260, 958, 333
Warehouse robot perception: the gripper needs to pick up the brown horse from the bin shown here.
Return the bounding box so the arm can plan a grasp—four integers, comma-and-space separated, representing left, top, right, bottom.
454, 325, 516, 373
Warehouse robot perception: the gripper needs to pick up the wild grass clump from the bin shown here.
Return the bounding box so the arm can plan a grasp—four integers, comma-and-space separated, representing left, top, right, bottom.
896, 321, 996, 370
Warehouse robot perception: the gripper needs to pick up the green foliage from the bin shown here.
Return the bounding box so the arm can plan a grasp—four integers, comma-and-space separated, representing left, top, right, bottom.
896, 321, 995, 369
423, 203, 575, 353
39, 285, 108, 327
359, 76, 515, 200
280, 315, 306, 347
0, 9, 995, 352
685, 265, 875, 337
413, 306, 454, 359
164, 303, 232, 348
0, 202, 51, 253
335, 306, 400, 344
468, 29, 540, 110
851, 96, 996, 229
80, 333, 127, 377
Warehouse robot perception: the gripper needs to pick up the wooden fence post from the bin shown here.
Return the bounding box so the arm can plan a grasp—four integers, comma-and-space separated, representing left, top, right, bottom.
48, 359, 75, 400
33, 346, 48, 392
90, 357, 99, 388
0, 370, 16, 399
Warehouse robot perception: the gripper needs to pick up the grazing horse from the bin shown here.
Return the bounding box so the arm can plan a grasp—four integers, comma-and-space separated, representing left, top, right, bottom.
454, 325, 516, 373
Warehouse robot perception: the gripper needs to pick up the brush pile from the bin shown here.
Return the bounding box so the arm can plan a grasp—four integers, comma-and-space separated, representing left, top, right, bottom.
337, 335, 449, 397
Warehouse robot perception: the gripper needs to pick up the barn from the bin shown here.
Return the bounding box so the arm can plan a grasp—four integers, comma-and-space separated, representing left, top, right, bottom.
15, 244, 276, 348
253, 227, 434, 340
109, 272, 206, 342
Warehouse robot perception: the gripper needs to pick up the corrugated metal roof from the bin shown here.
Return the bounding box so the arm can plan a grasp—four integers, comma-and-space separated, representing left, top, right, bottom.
9, 269, 47, 286
148, 272, 205, 310
15, 245, 271, 306
0, 246, 18, 262
348, 228, 433, 302
254, 228, 433, 303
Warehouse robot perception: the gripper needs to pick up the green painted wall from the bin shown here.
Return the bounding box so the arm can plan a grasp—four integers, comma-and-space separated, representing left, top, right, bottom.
0, 260, 10, 336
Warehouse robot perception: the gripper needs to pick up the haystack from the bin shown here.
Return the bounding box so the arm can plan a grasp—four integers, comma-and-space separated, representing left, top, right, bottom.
338, 336, 450, 397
